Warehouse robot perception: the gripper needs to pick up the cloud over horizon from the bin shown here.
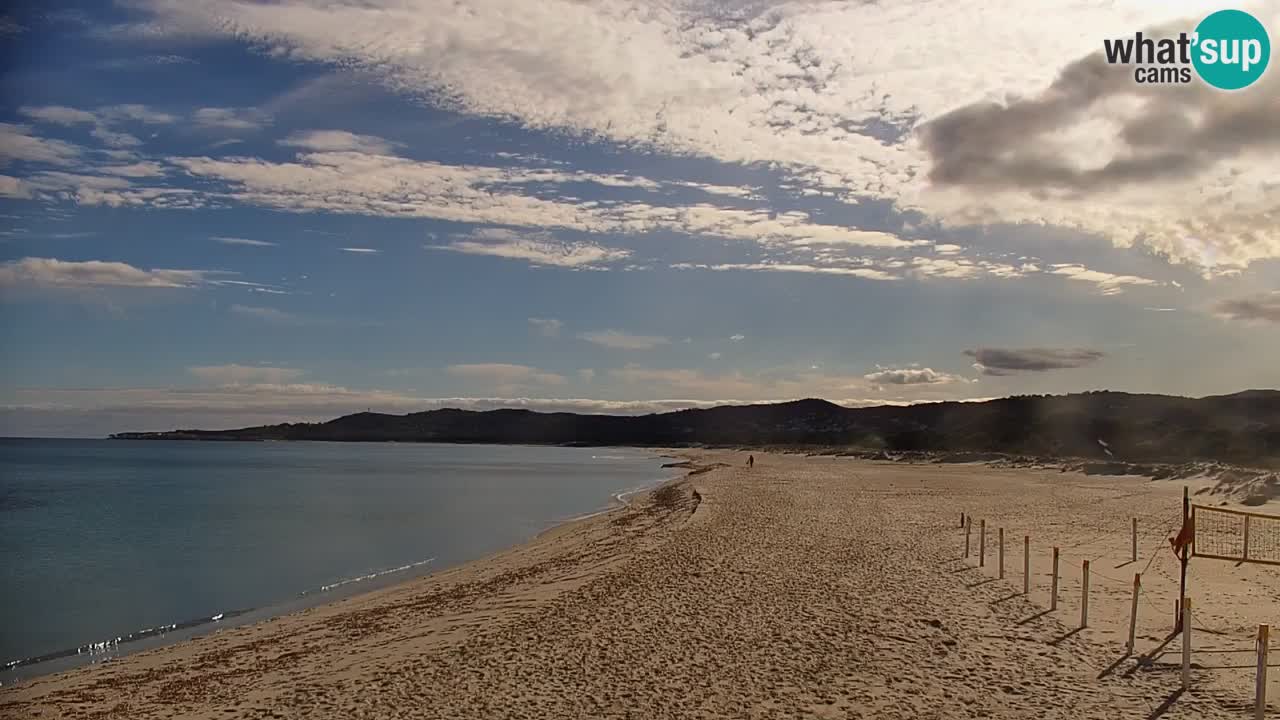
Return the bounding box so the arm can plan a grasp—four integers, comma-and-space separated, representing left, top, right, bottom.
1, 0, 1276, 438
964, 348, 1106, 376
578, 330, 670, 350
1214, 292, 1280, 323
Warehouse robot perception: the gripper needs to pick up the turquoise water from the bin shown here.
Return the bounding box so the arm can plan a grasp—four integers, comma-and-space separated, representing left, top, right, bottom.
0, 439, 668, 680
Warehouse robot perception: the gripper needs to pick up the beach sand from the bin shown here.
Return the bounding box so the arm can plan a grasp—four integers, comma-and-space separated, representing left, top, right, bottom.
3, 451, 1277, 719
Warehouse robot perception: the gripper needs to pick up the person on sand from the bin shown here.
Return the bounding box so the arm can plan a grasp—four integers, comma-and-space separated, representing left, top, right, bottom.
747, 454, 754, 468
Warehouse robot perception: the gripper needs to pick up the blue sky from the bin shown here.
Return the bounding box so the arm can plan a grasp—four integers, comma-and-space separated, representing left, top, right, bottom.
1, 0, 1278, 436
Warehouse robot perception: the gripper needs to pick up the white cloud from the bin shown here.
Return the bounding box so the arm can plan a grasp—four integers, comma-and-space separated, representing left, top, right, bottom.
0, 257, 213, 289
188, 364, 305, 385
708, 352, 722, 360
528, 317, 563, 337
446, 363, 567, 388
167, 152, 638, 229
19, 105, 177, 153
864, 366, 966, 387
431, 228, 629, 268
103, 105, 179, 125
0, 174, 34, 199
99, 55, 197, 69
230, 304, 303, 324
673, 262, 898, 282
1048, 264, 1160, 296
12, 168, 204, 209
213, 236, 277, 247
128, 0, 1277, 270
100, 161, 167, 178
0, 123, 82, 166
161, 148, 919, 251
909, 256, 1033, 281
19, 106, 98, 126
676, 181, 760, 200
280, 130, 399, 155
90, 126, 143, 149
605, 363, 993, 404
729, 334, 745, 342
578, 330, 670, 350
340, 247, 380, 254
786, 228, 916, 248
193, 107, 271, 131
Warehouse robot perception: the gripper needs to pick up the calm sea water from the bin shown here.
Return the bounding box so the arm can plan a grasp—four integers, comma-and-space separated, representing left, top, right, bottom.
0, 439, 669, 681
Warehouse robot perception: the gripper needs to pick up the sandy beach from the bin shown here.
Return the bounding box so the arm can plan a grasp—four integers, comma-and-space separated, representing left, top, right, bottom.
3, 451, 1277, 719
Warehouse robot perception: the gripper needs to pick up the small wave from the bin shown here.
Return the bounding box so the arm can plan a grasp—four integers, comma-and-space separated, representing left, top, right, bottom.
302, 557, 436, 595
591, 454, 633, 460
2, 610, 248, 675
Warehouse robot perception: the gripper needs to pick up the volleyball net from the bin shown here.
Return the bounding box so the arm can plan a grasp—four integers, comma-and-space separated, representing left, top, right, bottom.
1191, 504, 1280, 567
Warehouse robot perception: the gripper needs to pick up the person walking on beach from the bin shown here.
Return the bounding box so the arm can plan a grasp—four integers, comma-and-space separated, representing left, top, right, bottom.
747, 454, 754, 468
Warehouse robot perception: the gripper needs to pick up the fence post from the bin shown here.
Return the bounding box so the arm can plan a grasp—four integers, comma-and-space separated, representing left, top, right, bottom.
1258, 624, 1270, 720
960, 512, 966, 529
1243, 516, 1251, 561
998, 528, 1005, 579
965, 518, 971, 558
1182, 598, 1192, 690
1127, 573, 1141, 654
979, 520, 986, 567
1131, 517, 1138, 564
1023, 535, 1030, 595
1080, 560, 1090, 628
1051, 547, 1060, 611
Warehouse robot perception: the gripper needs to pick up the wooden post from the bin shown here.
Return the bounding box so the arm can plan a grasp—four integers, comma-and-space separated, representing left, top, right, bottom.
1178, 487, 1189, 630
1258, 624, 1270, 720
1243, 516, 1251, 561
1182, 598, 1192, 690
960, 512, 965, 529
979, 520, 986, 567
1023, 535, 1030, 595
1131, 517, 1138, 564
998, 528, 1005, 579
965, 518, 971, 558
1080, 560, 1090, 628
1051, 547, 1059, 611
1127, 573, 1141, 653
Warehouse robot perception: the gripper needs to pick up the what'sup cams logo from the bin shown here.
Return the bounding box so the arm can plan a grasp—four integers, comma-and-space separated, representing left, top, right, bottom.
1104, 9, 1270, 90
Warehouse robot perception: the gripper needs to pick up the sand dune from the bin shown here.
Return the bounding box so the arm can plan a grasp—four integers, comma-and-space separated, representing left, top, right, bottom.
4, 452, 1276, 719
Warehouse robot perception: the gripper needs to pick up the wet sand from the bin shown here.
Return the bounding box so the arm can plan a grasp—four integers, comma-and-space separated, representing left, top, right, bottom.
4, 451, 1276, 719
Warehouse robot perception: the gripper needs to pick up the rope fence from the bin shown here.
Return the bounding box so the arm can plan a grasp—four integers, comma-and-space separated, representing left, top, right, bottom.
958, 496, 1279, 716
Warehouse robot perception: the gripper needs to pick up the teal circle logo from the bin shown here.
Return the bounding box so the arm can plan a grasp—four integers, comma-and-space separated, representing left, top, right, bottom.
1192, 9, 1270, 90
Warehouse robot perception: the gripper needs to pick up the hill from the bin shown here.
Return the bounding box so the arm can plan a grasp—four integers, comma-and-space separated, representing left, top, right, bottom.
109, 390, 1280, 465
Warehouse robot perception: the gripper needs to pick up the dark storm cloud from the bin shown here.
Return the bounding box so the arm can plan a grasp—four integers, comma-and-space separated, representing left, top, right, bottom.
1213, 292, 1280, 323
964, 347, 1106, 376
916, 18, 1280, 193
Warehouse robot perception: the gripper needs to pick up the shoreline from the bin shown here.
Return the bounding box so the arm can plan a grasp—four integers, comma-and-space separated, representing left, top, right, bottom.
3, 454, 708, 715
1, 449, 686, 686
6, 451, 1273, 719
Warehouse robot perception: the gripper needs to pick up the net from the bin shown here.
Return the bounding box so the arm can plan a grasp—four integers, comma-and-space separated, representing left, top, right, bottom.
1191, 504, 1280, 566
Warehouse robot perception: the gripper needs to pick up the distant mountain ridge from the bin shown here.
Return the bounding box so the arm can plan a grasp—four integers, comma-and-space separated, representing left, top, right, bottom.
110, 390, 1280, 465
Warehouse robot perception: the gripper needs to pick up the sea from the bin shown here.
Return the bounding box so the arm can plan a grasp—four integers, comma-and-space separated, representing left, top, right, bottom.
0, 439, 671, 683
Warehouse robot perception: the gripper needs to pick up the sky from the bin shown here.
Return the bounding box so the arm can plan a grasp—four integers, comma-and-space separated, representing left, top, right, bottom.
1, 0, 1278, 437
